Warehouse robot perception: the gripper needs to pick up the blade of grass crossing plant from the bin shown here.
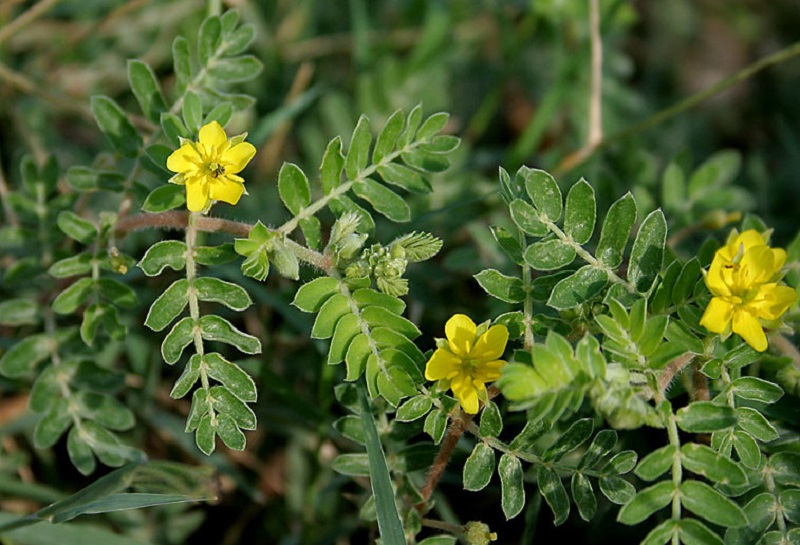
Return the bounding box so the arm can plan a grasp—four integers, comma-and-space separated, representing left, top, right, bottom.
0, 512, 153, 544
34, 463, 140, 523
358, 382, 405, 544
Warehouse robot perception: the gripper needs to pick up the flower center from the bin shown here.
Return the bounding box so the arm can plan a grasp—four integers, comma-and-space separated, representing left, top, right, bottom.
207, 162, 226, 178
461, 357, 480, 374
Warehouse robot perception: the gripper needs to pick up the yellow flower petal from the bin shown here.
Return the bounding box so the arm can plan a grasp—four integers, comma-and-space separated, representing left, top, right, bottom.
732, 309, 767, 352
223, 142, 257, 174
700, 297, 734, 334
164, 121, 255, 214
166, 143, 201, 173
472, 360, 505, 383
425, 349, 461, 381
750, 284, 797, 320
740, 245, 778, 286
210, 178, 245, 206
705, 257, 731, 297
185, 177, 210, 212
198, 121, 227, 155
722, 229, 765, 258
451, 373, 480, 414
771, 248, 787, 273
446, 314, 477, 357
471, 324, 509, 362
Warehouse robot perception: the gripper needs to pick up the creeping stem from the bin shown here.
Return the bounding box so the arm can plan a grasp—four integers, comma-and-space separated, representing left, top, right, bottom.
115, 210, 334, 273
415, 410, 470, 513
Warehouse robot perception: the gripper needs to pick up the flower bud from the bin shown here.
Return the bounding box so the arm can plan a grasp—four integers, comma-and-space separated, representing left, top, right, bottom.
345, 260, 372, 280
329, 212, 361, 246
270, 242, 299, 280
390, 244, 406, 260
336, 233, 368, 262
464, 521, 497, 545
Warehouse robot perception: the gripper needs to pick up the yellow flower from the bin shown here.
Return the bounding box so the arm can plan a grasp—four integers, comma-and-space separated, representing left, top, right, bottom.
699, 229, 796, 351
425, 314, 509, 414
166, 121, 256, 213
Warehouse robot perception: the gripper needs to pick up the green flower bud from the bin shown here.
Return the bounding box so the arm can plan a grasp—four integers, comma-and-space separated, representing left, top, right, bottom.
335, 233, 368, 262
329, 211, 361, 246
464, 521, 497, 545
701, 210, 742, 230
390, 244, 406, 260
367, 244, 388, 266
108, 247, 129, 274
345, 260, 372, 280
270, 242, 299, 280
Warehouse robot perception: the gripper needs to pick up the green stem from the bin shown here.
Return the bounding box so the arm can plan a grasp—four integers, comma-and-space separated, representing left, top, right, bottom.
35, 183, 52, 267
765, 468, 788, 535
336, 273, 392, 379
516, 225, 536, 350
421, 518, 464, 534
464, 422, 612, 479
666, 409, 682, 537
207, 0, 222, 17
277, 135, 438, 235
279, 180, 355, 235
42, 308, 82, 433
185, 213, 215, 422
652, 384, 682, 545
719, 365, 736, 409
542, 217, 634, 291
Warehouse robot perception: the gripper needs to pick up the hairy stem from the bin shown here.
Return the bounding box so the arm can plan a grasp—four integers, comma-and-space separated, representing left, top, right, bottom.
657, 353, 695, 394
185, 213, 215, 422
521, 261, 535, 350
691, 365, 710, 402
421, 518, 464, 534
517, 224, 536, 350
765, 468, 788, 535
667, 409, 682, 545
277, 133, 440, 235
416, 410, 470, 512
542, 216, 634, 291
653, 378, 682, 544
114, 210, 333, 272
